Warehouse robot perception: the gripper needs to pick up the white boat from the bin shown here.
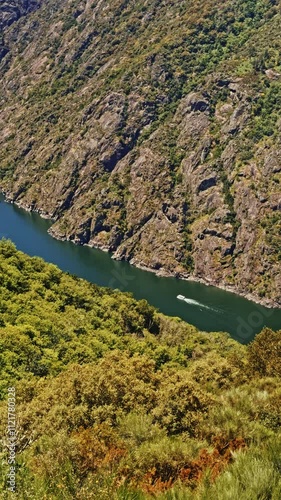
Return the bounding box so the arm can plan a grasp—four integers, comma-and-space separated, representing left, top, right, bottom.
177, 294, 185, 300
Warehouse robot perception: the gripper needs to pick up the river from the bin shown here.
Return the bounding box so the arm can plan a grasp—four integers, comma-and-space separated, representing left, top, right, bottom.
1, 193, 280, 343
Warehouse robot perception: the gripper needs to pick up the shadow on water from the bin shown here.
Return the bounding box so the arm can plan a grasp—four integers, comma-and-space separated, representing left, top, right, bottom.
1, 193, 281, 343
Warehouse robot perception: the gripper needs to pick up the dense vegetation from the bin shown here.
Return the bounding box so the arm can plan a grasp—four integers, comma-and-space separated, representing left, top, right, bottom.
0, 240, 280, 498
0, 0, 281, 306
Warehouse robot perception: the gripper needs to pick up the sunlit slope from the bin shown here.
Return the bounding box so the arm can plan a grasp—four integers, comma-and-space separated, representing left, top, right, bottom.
0, 0, 280, 306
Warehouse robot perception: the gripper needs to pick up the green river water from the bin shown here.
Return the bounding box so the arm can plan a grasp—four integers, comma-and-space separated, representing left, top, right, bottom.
1, 193, 280, 343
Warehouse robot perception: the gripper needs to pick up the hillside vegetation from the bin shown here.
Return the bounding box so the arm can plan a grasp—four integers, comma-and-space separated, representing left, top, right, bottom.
0, 240, 280, 498
0, 0, 280, 306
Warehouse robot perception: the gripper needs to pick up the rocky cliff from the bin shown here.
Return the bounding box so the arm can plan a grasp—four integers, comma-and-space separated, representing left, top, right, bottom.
0, 0, 41, 60
0, 0, 280, 306
0, 0, 41, 29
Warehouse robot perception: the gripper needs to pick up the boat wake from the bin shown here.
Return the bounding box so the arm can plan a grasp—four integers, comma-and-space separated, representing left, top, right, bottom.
177, 295, 221, 313
183, 297, 214, 310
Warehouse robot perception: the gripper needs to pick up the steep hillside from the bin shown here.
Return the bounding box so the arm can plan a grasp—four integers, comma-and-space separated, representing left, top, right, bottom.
0, 241, 281, 498
0, 0, 41, 31
0, 0, 281, 306
0, 0, 41, 59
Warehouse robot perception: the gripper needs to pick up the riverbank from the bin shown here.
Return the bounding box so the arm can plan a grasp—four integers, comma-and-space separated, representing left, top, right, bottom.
2, 190, 281, 341
134, 262, 280, 310
1, 190, 280, 311
50, 227, 280, 311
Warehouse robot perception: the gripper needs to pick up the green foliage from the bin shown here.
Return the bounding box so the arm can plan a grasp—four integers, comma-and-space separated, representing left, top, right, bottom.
198, 441, 281, 500
247, 83, 281, 142
0, 242, 280, 498
247, 328, 281, 377
152, 371, 214, 435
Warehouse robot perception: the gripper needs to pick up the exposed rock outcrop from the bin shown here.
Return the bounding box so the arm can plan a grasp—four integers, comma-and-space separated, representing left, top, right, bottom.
0, 0, 280, 307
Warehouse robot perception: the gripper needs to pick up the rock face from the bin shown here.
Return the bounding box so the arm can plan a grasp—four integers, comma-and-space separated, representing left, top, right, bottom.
0, 0, 41, 61
0, 1, 41, 30
0, 0, 280, 307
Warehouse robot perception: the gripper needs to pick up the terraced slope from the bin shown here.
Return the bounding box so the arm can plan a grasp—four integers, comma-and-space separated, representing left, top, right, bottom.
0, 0, 281, 306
